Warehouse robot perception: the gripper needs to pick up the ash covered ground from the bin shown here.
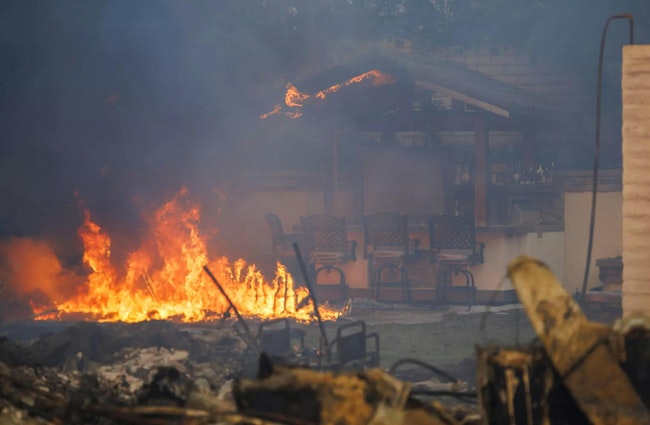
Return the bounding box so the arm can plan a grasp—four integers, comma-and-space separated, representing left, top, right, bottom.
0, 300, 619, 424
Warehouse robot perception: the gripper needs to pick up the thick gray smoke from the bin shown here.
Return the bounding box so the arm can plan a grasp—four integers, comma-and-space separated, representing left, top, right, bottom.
1, 0, 649, 264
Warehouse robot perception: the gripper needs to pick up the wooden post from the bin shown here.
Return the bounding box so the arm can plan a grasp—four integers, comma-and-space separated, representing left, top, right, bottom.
332, 128, 339, 193
522, 117, 537, 168
474, 113, 488, 226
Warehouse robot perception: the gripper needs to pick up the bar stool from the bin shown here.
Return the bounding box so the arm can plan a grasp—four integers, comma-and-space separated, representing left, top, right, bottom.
428, 214, 485, 305
362, 212, 419, 303
301, 214, 357, 302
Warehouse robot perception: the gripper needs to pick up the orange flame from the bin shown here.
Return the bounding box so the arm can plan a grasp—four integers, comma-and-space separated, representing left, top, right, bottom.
285, 83, 311, 108
314, 69, 395, 100
260, 104, 282, 119
35, 189, 339, 323
261, 69, 394, 119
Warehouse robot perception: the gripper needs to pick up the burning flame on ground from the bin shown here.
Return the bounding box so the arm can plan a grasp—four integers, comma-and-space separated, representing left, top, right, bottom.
6, 189, 340, 323
261, 69, 395, 119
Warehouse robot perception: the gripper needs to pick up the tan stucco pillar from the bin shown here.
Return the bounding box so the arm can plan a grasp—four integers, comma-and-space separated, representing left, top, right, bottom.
622, 45, 650, 315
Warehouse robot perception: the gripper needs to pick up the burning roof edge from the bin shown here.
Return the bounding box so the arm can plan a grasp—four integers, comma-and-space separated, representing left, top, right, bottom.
293, 48, 560, 120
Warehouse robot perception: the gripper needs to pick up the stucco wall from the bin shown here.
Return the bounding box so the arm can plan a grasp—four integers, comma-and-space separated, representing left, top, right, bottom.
217, 189, 325, 259
563, 191, 623, 294
622, 45, 650, 315
468, 231, 563, 291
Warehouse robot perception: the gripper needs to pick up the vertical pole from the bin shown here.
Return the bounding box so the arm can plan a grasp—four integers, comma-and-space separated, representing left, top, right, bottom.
474, 113, 488, 226
293, 242, 331, 362
522, 118, 537, 169
583, 14, 634, 302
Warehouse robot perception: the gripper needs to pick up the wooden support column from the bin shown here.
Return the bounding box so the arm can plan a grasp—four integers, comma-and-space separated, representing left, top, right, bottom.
332, 129, 339, 194
474, 113, 488, 226
522, 117, 537, 168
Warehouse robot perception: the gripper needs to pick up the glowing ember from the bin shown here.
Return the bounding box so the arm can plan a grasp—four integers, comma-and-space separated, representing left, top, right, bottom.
261, 69, 394, 119
22, 189, 340, 323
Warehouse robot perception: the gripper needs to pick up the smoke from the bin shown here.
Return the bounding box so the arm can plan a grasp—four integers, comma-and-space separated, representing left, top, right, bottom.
1, 0, 650, 268
0, 238, 82, 308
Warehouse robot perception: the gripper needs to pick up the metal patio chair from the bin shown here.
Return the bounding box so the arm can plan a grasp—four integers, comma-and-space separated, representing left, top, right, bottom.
264, 213, 301, 260
362, 212, 419, 303
428, 214, 485, 305
257, 318, 309, 366
319, 320, 379, 371
301, 214, 357, 302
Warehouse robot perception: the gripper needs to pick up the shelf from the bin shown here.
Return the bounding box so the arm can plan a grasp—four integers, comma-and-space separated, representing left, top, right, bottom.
477, 224, 564, 235
452, 184, 475, 194
488, 183, 562, 195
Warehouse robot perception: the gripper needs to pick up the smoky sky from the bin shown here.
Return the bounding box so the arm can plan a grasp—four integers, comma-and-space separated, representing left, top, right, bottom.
1, 0, 650, 259
0, 1, 296, 253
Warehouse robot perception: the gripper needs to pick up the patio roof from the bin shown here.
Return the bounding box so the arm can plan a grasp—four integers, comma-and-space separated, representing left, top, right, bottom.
293, 49, 558, 119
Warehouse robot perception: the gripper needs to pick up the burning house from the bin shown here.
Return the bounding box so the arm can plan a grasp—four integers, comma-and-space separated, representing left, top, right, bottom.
231, 48, 611, 304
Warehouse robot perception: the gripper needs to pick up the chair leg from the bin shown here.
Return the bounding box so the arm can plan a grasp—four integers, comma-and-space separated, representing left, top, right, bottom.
375, 267, 382, 301
374, 264, 391, 302
436, 266, 450, 303
335, 266, 347, 303
308, 261, 318, 284
367, 258, 376, 300
373, 263, 411, 303
456, 268, 475, 307
400, 267, 411, 303
467, 269, 476, 306
314, 265, 348, 303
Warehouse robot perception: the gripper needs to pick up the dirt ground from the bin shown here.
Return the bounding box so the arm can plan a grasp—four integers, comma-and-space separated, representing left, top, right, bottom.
0, 298, 620, 388
295, 299, 621, 384
293, 302, 531, 381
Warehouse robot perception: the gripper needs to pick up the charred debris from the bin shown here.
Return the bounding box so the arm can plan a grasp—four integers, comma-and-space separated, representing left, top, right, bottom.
0, 257, 648, 425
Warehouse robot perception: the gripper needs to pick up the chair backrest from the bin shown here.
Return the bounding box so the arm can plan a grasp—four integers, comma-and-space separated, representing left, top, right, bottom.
362, 212, 409, 251
301, 214, 348, 253
264, 213, 285, 249
335, 321, 367, 365
258, 318, 291, 357
428, 214, 477, 252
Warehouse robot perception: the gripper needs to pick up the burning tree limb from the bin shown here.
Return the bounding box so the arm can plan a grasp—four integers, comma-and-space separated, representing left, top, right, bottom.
506, 256, 650, 425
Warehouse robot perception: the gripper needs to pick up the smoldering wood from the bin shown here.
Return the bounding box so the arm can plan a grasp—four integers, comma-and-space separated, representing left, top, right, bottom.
234, 355, 463, 425
478, 257, 650, 424
476, 344, 591, 425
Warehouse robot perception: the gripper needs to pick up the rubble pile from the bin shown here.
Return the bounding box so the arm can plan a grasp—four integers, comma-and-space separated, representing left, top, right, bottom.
0, 317, 481, 425
0, 321, 248, 424
476, 257, 650, 425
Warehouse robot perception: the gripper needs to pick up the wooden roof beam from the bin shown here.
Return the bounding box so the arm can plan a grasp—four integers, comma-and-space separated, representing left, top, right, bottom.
415, 80, 510, 118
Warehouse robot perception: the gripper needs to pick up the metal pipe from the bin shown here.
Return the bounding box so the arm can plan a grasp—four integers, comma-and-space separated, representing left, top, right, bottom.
203, 265, 258, 350
581, 13, 634, 302
387, 357, 458, 383
292, 242, 330, 360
